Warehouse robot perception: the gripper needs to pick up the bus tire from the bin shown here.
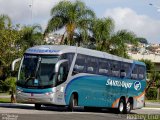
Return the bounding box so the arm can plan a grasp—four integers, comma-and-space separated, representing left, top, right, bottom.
68, 94, 78, 111
126, 100, 132, 114
118, 99, 126, 114
35, 104, 41, 110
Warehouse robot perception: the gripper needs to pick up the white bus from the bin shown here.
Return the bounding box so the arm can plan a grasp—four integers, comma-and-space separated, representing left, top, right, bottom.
12, 45, 146, 113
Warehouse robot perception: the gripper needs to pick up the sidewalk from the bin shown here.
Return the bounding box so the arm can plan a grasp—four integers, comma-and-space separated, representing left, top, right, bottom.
145, 102, 160, 108
0, 95, 10, 98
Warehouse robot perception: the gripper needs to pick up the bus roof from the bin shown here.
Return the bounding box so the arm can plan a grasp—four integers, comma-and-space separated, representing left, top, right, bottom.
25, 45, 145, 66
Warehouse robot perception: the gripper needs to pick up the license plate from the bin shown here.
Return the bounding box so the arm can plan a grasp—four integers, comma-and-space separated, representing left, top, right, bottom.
28, 98, 35, 102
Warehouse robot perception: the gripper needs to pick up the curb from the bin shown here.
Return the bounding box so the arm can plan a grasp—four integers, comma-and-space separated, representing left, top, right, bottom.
142, 107, 160, 110
0, 103, 34, 107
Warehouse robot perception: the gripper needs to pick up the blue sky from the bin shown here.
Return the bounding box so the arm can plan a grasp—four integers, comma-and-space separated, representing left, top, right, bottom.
0, 0, 160, 43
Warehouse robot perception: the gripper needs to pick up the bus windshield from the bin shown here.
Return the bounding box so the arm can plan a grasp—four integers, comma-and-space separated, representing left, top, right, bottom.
18, 54, 59, 88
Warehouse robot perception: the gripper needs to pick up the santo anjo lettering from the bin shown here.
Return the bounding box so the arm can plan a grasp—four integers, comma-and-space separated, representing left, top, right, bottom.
106, 79, 133, 89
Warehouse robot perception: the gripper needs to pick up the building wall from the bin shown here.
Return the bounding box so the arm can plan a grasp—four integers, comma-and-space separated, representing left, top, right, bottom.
130, 53, 160, 71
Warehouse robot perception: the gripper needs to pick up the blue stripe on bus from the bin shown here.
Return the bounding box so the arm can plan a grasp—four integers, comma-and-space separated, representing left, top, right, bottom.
16, 86, 53, 94
64, 75, 146, 107
64, 75, 107, 105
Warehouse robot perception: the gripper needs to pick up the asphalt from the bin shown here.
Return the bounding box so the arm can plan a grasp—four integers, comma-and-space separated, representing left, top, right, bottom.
0, 103, 160, 120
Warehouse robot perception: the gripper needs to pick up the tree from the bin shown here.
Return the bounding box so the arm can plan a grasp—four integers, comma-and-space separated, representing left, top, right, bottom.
44, 0, 95, 45
0, 14, 11, 29
0, 15, 21, 80
109, 30, 137, 58
90, 17, 137, 58
17, 24, 43, 52
91, 18, 114, 51
140, 59, 160, 100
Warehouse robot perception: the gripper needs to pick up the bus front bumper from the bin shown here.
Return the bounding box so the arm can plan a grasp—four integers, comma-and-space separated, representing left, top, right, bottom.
16, 92, 57, 105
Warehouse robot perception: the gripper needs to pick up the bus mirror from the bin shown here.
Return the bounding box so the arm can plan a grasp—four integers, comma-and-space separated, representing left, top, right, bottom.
12, 58, 21, 71
55, 59, 68, 73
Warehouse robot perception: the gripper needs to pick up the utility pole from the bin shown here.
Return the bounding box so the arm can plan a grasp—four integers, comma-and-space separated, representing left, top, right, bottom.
29, 0, 33, 25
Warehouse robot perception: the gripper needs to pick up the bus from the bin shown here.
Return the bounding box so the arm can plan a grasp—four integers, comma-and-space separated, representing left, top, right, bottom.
12, 45, 146, 113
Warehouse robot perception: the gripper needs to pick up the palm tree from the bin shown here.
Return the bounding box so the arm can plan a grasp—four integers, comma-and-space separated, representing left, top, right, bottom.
109, 30, 137, 58
91, 17, 114, 51
91, 17, 137, 58
18, 24, 43, 51
44, 0, 95, 45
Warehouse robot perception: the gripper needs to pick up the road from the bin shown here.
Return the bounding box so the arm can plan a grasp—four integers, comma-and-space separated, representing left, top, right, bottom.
0, 104, 160, 120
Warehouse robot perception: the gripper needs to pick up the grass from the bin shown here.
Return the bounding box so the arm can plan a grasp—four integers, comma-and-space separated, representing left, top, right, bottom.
0, 97, 10, 103
145, 99, 160, 103
0, 92, 11, 103
0, 92, 9, 96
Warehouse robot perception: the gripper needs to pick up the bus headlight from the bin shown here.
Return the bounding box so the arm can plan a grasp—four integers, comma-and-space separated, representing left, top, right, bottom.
45, 92, 54, 96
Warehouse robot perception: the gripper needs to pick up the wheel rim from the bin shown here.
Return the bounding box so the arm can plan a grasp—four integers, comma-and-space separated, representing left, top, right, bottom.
73, 98, 77, 107
73, 99, 75, 107
126, 102, 131, 112
119, 102, 124, 112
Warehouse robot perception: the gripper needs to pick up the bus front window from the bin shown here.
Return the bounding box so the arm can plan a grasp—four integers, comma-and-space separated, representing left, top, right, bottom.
18, 55, 59, 88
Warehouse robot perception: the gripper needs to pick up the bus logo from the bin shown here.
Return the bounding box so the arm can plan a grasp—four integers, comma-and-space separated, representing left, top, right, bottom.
134, 81, 141, 91
106, 79, 132, 89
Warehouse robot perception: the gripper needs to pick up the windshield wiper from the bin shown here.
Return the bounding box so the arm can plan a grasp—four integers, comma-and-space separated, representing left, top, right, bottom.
24, 76, 35, 86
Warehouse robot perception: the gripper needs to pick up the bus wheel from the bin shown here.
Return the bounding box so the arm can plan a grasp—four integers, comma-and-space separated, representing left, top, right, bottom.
69, 94, 78, 111
118, 99, 126, 114
35, 104, 41, 110
126, 100, 132, 114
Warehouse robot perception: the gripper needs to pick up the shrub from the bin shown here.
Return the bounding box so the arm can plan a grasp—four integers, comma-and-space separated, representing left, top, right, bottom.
0, 77, 16, 93
146, 87, 157, 100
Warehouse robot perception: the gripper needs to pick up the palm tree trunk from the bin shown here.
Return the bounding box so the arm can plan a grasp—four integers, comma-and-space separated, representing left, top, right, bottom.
11, 93, 16, 103
60, 31, 66, 45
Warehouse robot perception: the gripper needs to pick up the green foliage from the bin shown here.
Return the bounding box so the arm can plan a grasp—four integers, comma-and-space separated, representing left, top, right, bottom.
0, 15, 22, 80
140, 59, 155, 72
0, 98, 10, 103
91, 18, 137, 58
45, 0, 95, 45
0, 14, 44, 80
146, 88, 157, 100
91, 17, 114, 51
17, 24, 44, 52
0, 77, 16, 93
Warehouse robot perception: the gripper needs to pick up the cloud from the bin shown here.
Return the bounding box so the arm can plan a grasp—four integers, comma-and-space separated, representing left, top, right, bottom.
104, 7, 160, 43
0, 0, 59, 27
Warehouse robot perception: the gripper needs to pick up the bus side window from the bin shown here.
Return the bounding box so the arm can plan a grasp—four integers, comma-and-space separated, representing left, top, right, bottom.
138, 66, 145, 79
120, 63, 131, 78
120, 69, 126, 78
111, 61, 120, 77
98, 59, 109, 76
86, 56, 98, 74
131, 65, 138, 79
57, 62, 69, 85
60, 53, 74, 67
72, 54, 86, 75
